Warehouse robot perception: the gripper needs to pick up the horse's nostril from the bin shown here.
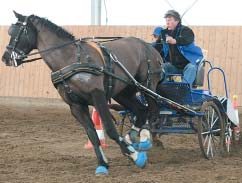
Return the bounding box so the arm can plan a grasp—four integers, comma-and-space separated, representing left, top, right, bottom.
2, 51, 11, 65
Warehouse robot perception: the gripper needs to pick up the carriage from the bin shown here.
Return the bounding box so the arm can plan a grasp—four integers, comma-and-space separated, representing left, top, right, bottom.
111, 58, 241, 159
2, 11, 241, 175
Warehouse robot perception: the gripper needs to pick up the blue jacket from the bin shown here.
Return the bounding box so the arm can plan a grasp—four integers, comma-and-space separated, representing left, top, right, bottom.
162, 25, 203, 65
163, 41, 204, 65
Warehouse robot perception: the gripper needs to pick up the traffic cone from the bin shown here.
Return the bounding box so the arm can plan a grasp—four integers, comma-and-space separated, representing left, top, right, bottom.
233, 95, 240, 142
84, 108, 107, 149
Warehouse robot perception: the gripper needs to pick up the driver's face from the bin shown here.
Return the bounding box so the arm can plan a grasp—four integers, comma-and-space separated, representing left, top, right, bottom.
166, 16, 179, 30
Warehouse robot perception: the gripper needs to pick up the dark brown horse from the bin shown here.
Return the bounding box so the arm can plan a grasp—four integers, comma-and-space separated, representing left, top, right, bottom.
2, 11, 163, 175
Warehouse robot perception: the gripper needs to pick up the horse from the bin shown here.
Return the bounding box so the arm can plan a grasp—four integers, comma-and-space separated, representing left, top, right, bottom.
2, 11, 163, 175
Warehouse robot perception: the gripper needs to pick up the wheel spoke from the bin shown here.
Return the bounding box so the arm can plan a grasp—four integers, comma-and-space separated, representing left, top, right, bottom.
206, 134, 213, 157
211, 116, 218, 128
210, 109, 215, 128
203, 133, 209, 146
210, 135, 215, 158
202, 131, 210, 135
210, 128, 221, 133
206, 137, 210, 156
207, 110, 210, 126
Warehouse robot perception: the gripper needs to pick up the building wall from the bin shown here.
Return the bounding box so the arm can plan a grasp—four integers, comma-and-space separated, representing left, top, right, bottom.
0, 26, 241, 105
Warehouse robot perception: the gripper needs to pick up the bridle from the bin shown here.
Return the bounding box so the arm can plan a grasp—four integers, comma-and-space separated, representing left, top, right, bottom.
6, 16, 31, 66
6, 16, 122, 67
6, 15, 76, 66
7, 17, 84, 67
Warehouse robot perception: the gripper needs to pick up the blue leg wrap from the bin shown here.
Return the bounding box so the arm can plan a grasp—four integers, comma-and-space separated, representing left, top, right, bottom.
135, 152, 147, 168
95, 166, 109, 175
131, 142, 139, 150
139, 140, 153, 151
132, 140, 152, 151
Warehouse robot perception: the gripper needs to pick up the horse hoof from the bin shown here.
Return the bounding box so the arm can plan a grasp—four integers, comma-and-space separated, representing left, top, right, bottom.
132, 140, 152, 151
95, 166, 109, 175
135, 152, 147, 168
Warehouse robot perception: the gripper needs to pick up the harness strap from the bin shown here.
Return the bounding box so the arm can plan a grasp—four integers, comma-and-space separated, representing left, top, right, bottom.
99, 45, 115, 99
86, 41, 115, 99
76, 41, 82, 63
51, 63, 103, 85
51, 62, 131, 86
147, 60, 152, 89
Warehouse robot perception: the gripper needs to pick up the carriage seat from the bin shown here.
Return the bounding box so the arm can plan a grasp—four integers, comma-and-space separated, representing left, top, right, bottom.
192, 59, 206, 88
162, 58, 206, 87
156, 59, 206, 104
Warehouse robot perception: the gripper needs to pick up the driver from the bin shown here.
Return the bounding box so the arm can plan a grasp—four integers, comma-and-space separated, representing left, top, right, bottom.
158, 10, 203, 86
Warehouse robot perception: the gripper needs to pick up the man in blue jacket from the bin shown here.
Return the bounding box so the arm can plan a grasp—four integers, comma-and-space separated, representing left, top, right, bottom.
161, 10, 203, 86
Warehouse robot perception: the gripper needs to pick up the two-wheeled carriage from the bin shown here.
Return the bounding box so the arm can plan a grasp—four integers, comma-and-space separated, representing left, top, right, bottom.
112, 58, 240, 159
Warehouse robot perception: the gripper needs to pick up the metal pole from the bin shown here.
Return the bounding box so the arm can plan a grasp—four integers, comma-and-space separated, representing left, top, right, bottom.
91, 0, 101, 25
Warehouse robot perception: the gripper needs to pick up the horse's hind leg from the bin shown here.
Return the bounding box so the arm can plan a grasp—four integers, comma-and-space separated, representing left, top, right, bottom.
144, 77, 161, 148
114, 93, 153, 151
91, 89, 147, 169
144, 95, 164, 148
113, 87, 147, 128
69, 103, 109, 175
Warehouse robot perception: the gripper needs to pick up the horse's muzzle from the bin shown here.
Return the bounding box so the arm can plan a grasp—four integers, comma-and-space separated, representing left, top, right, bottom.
2, 50, 13, 66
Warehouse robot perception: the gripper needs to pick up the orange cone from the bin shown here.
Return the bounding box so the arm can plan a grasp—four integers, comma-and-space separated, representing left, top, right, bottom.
84, 108, 107, 149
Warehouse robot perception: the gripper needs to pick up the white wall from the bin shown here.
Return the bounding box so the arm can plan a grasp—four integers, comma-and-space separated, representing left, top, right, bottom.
0, 0, 241, 26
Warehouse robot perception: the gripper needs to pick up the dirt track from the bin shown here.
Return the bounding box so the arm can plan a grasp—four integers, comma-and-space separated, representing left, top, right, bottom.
0, 97, 242, 183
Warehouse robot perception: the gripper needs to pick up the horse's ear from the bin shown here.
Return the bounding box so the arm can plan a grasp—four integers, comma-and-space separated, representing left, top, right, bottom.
13, 10, 25, 21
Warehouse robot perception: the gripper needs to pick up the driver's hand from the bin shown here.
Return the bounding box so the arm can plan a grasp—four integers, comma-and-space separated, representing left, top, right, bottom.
166, 36, 177, 44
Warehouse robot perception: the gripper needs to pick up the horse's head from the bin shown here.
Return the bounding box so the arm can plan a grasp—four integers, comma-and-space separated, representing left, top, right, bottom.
2, 11, 37, 67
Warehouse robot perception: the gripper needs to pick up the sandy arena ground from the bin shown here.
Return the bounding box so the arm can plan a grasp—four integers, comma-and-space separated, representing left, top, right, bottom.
0, 97, 241, 183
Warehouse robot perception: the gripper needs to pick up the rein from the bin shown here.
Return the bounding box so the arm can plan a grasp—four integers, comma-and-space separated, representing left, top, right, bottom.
19, 37, 123, 64
19, 39, 80, 63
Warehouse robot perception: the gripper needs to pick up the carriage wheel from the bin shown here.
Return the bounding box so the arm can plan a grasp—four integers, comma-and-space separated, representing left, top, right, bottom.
197, 101, 225, 159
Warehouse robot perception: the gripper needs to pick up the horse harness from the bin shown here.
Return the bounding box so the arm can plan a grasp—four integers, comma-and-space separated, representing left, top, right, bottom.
16, 37, 155, 102
51, 39, 118, 100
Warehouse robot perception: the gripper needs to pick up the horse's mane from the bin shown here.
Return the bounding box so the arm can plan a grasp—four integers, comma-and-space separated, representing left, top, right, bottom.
30, 15, 75, 40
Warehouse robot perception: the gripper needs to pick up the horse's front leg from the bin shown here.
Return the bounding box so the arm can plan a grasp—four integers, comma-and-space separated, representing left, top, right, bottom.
69, 103, 109, 175
91, 89, 147, 169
